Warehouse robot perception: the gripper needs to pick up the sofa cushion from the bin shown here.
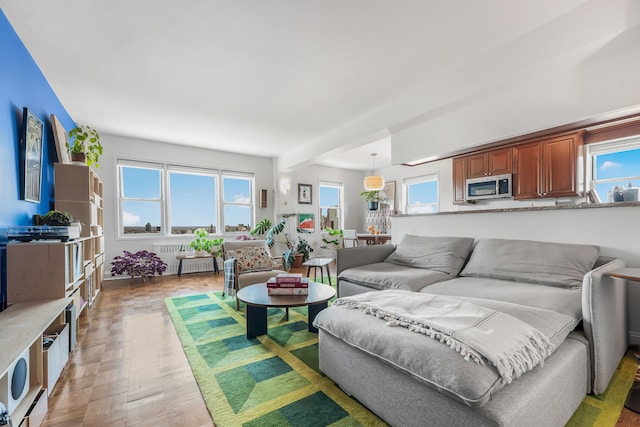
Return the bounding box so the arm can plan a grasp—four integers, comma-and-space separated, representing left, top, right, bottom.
384, 235, 475, 276
460, 238, 600, 289
225, 247, 273, 273
338, 262, 453, 292
314, 290, 579, 407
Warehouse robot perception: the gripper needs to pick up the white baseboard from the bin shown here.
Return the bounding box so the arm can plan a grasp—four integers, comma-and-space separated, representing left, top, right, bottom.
629, 330, 640, 345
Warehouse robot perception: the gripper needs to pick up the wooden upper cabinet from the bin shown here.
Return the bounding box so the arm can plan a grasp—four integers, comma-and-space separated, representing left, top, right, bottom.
466, 147, 512, 178
452, 157, 467, 204
544, 134, 580, 197
513, 132, 582, 199
488, 147, 512, 175
467, 153, 488, 178
513, 141, 543, 199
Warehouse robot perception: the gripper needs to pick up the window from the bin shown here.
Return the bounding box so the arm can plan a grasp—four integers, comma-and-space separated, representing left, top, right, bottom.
222, 175, 254, 233
319, 182, 342, 230
169, 169, 217, 234
587, 137, 640, 202
404, 174, 439, 214
117, 160, 254, 237
120, 163, 163, 234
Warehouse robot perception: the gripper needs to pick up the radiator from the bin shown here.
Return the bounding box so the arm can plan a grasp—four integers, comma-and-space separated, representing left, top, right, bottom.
152, 243, 219, 275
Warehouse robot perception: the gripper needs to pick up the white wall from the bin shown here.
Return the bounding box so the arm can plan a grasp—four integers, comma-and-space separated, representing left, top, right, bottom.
279, 0, 640, 171
276, 165, 366, 257
98, 133, 277, 277
98, 136, 370, 278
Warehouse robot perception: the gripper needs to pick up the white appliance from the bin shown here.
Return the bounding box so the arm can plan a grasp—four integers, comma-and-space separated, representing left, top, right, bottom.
0, 347, 30, 413
466, 173, 513, 201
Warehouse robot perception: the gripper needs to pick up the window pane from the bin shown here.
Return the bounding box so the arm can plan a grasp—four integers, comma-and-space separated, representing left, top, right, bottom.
224, 177, 251, 203
122, 166, 161, 199
320, 186, 339, 207
595, 179, 640, 203
320, 208, 340, 230
405, 179, 438, 214
169, 172, 217, 234
122, 200, 161, 234
594, 148, 640, 180
224, 205, 252, 232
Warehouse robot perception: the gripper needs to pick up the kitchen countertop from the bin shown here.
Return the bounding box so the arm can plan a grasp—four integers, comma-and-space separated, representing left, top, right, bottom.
392, 201, 640, 217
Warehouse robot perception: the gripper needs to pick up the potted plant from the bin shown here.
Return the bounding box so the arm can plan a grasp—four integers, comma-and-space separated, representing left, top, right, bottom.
320, 227, 343, 256
110, 250, 167, 280
360, 190, 384, 210
190, 228, 224, 256
250, 214, 314, 269
67, 124, 103, 167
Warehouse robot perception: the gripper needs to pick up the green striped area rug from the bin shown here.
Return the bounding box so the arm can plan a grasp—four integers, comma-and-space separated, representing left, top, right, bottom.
166, 291, 636, 427
165, 291, 385, 426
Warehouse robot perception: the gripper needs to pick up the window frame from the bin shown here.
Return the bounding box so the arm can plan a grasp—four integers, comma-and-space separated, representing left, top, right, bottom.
167, 165, 220, 235
116, 159, 254, 239
118, 160, 165, 237
586, 136, 640, 202
221, 172, 255, 234
402, 173, 439, 214
319, 181, 343, 230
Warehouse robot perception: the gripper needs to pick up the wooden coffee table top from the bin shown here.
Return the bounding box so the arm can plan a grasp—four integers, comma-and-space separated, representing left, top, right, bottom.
237, 281, 336, 308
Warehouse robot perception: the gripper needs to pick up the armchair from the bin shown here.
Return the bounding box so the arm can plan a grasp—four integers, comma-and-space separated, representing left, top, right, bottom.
222, 240, 287, 310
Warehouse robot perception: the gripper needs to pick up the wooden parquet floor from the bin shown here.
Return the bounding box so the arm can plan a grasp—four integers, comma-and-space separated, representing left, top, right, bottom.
41, 265, 640, 427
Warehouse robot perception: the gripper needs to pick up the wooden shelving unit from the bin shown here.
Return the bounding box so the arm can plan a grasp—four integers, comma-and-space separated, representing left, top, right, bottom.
0, 299, 69, 423
54, 163, 105, 308
2, 164, 105, 426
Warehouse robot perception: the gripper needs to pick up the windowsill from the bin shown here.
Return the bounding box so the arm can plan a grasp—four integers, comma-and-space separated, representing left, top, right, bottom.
392, 200, 640, 217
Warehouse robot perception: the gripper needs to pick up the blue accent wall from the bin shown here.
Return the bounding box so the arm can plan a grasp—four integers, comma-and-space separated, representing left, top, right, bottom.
0, 9, 75, 224
0, 9, 75, 308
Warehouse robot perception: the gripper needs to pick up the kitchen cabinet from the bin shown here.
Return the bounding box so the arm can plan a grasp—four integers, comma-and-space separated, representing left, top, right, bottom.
466, 147, 512, 178
452, 157, 468, 204
513, 132, 582, 199
452, 147, 511, 203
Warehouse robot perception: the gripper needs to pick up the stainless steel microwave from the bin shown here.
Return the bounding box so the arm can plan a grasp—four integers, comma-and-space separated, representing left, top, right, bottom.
465, 173, 512, 201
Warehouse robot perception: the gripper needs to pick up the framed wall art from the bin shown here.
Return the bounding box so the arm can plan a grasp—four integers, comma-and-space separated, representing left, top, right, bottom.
50, 114, 70, 164
380, 180, 396, 213
298, 183, 312, 204
21, 108, 44, 203
298, 213, 315, 232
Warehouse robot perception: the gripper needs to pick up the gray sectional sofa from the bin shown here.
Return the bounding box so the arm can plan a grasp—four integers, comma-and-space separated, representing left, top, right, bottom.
314, 235, 627, 427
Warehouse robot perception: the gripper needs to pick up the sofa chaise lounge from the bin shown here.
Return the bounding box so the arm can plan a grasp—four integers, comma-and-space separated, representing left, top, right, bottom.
314, 235, 627, 426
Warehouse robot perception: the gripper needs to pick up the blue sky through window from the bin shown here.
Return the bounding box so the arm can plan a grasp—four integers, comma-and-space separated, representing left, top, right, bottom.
593, 148, 640, 201
320, 186, 339, 207
594, 148, 640, 180
407, 179, 438, 213
121, 166, 254, 233
170, 172, 217, 229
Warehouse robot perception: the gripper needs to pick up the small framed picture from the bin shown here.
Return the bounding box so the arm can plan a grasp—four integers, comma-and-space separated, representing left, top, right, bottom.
298, 183, 312, 204
21, 108, 44, 203
50, 114, 70, 164
298, 213, 315, 232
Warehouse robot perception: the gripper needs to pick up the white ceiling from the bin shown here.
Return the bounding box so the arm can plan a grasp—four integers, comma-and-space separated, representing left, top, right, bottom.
0, 0, 593, 171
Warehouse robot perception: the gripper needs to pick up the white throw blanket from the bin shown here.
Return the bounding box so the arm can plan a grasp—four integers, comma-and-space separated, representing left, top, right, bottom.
333, 290, 553, 384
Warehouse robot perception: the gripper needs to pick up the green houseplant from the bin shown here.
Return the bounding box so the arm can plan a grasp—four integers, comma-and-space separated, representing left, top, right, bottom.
250, 214, 314, 269
189, 228, 224, 256
320, 227, 343, 257
67, 124, 103, 167
360, 190, 383, 210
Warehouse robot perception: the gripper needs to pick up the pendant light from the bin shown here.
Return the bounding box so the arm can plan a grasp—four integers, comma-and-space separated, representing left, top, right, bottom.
364, 153, 385, 191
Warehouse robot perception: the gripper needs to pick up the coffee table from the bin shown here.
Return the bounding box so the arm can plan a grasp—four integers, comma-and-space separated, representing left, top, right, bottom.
236, 281, 336, 339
